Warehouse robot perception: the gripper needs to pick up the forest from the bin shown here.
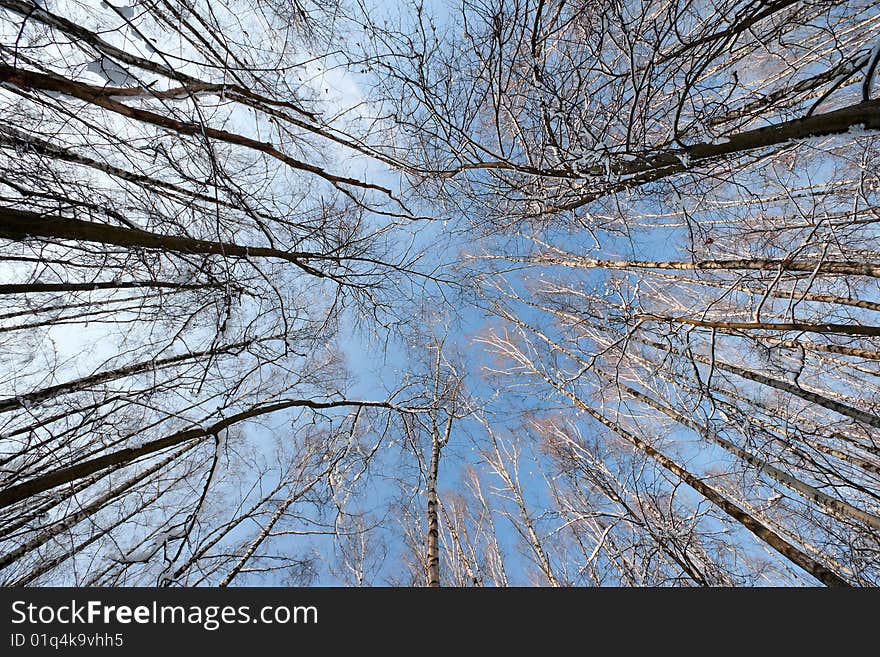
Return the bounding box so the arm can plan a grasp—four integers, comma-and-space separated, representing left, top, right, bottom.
0, 0, 879, 586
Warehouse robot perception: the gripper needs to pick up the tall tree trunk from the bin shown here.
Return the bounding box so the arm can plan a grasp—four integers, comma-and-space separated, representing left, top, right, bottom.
548, 375, 851, 587
0, 398, 399, 510
426, 435, 442, 588
0, 207, 332, 277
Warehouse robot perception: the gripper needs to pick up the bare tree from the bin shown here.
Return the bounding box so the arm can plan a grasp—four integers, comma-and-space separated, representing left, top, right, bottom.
0, 0, 432, 585
359, 0, 880, 585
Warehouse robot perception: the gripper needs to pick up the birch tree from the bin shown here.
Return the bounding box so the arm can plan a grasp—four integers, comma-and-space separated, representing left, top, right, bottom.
362, 0, 880, 585
0, 0, 427, 585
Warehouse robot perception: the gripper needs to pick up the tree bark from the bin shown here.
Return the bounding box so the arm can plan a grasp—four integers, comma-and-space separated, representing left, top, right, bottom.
0, 207, 331, 275
0, 398, 401, 510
